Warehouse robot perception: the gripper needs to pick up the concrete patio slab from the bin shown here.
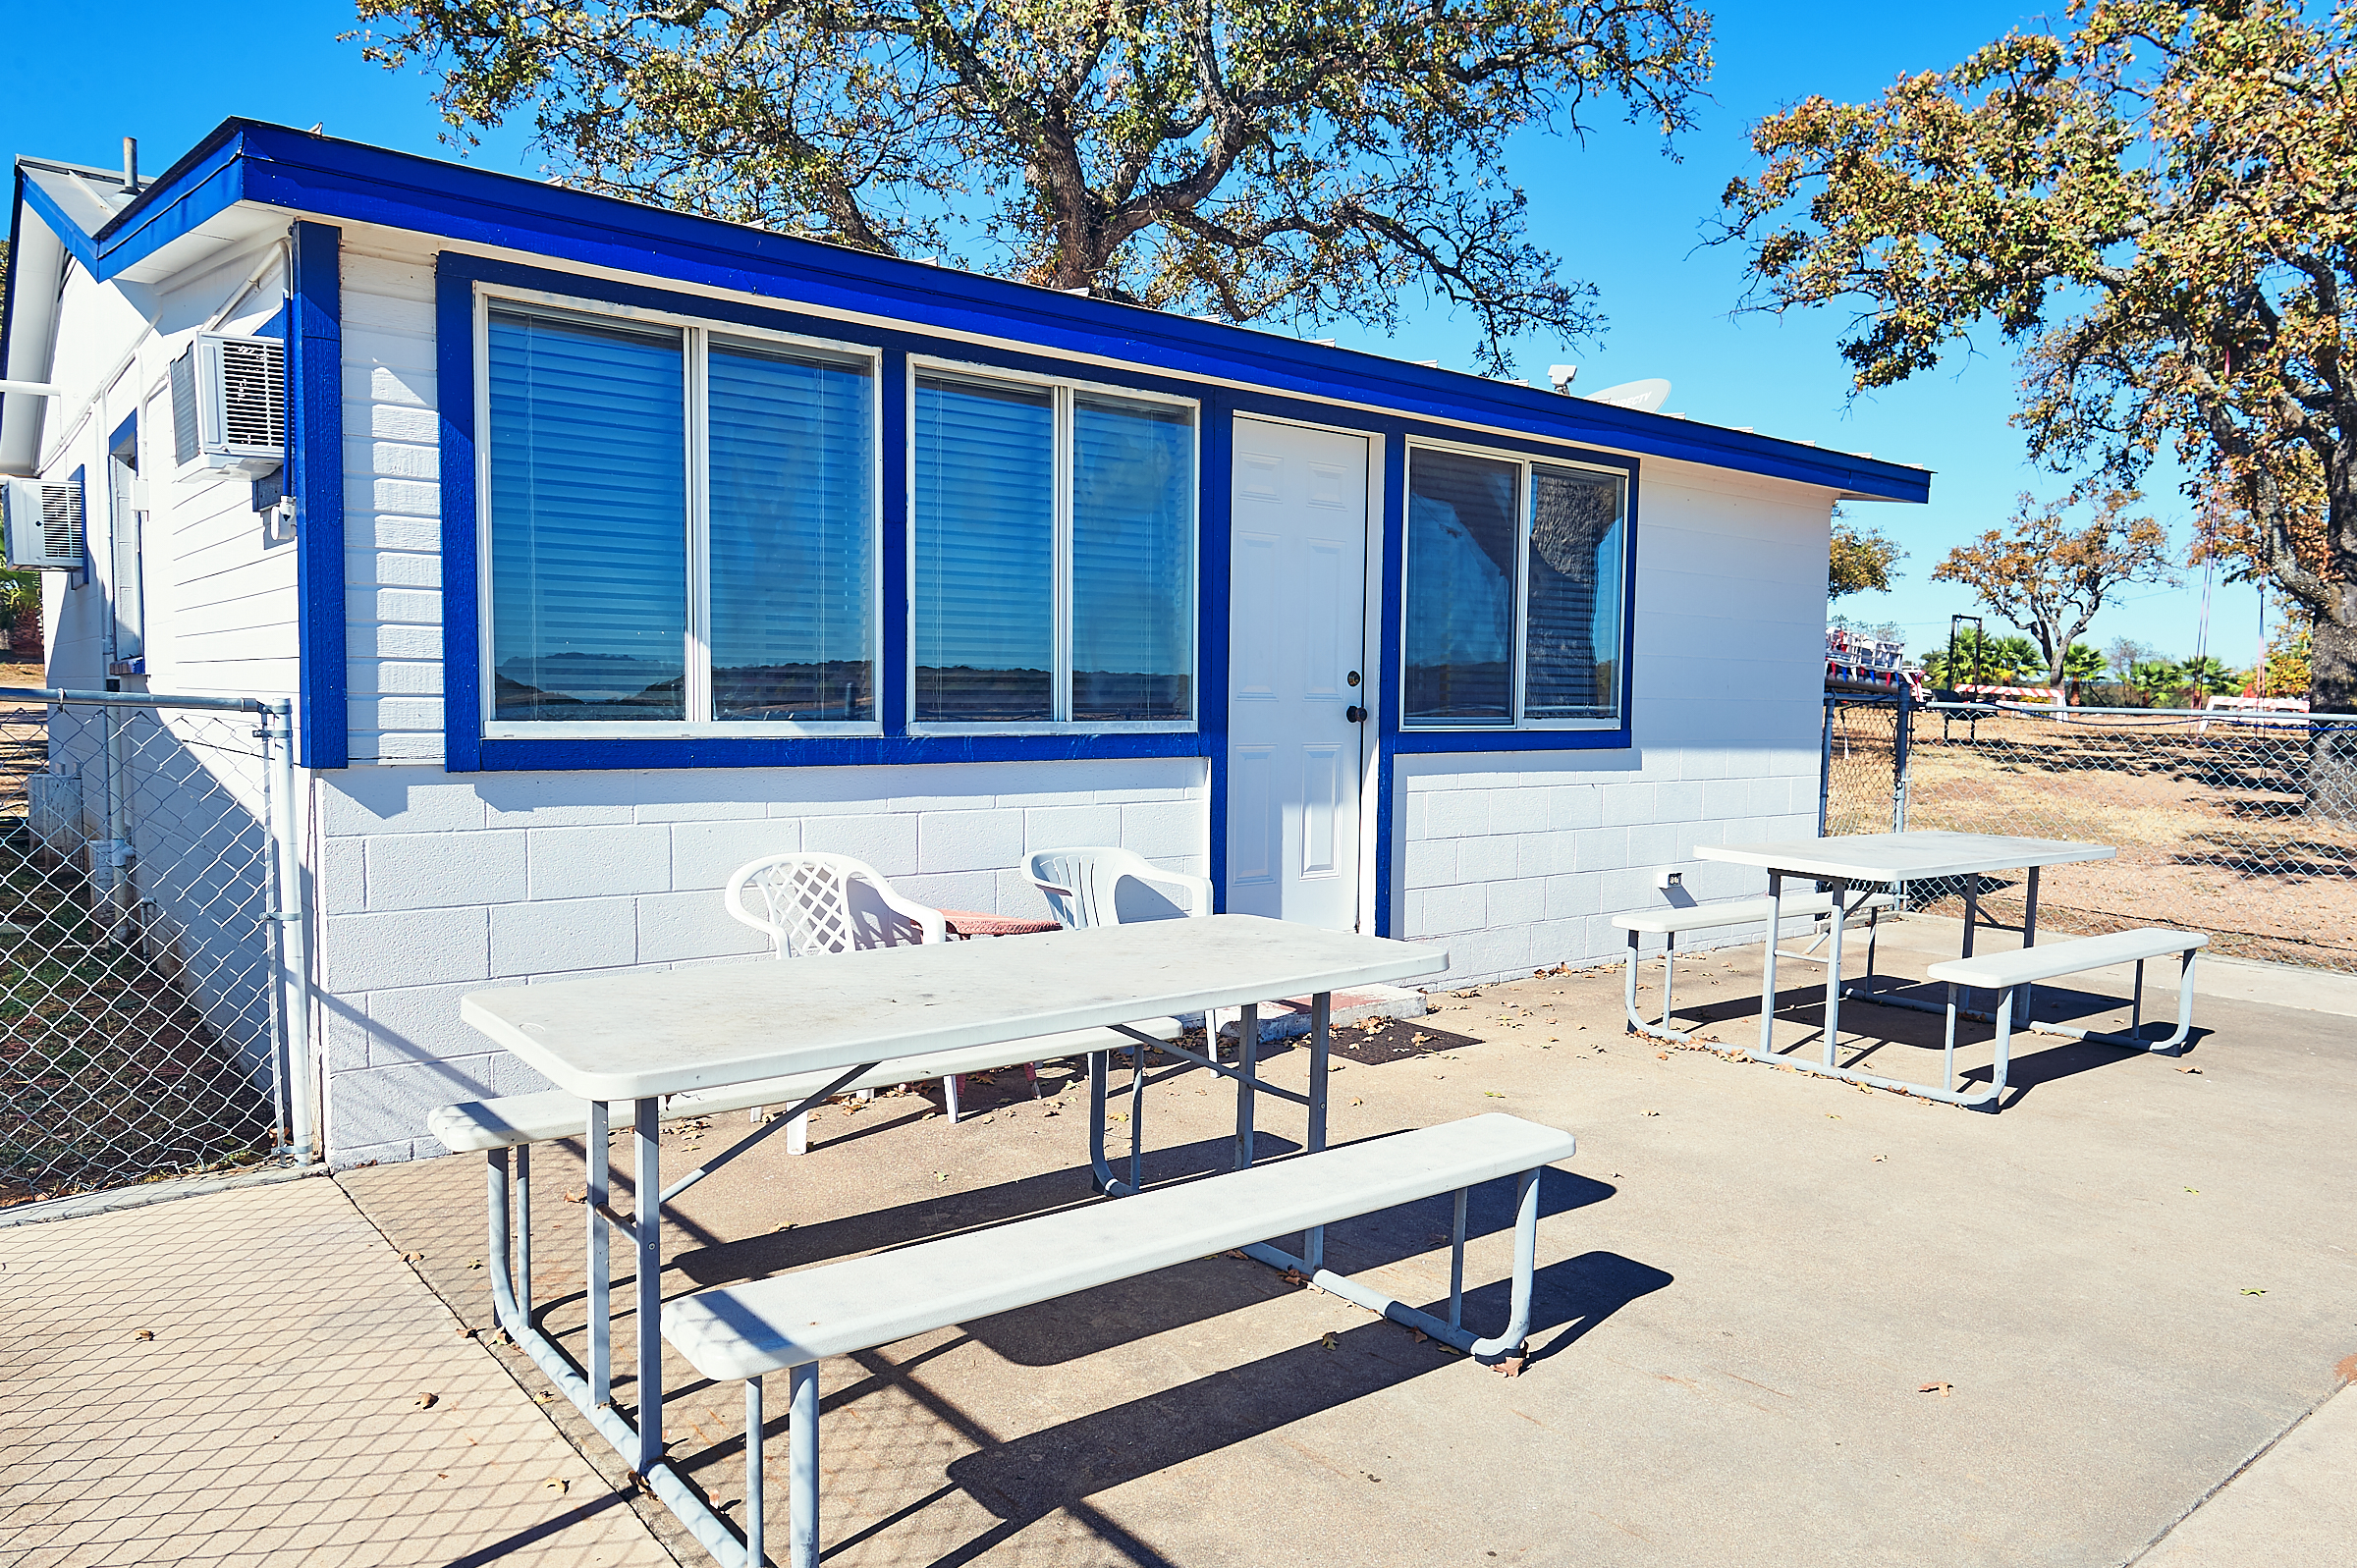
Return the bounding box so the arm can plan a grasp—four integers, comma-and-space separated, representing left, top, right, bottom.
2137, 1380, 2357, 1566
0, 1171, 671, 1567
341, 936, 2357, 1568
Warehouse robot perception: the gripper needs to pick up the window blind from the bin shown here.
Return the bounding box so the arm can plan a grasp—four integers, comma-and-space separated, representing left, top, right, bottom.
708, 342, 876, 721
912, 374, 1055, 721
487, 307, 686, 722
1403, 449, 1518, 725
1072, 394, 1193, 722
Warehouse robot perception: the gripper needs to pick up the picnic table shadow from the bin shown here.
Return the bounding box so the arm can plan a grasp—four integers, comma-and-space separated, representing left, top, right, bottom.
1669, 976, 2210, 1108
779, 1244, 1671, 1568
668, 1143, 1617, 1369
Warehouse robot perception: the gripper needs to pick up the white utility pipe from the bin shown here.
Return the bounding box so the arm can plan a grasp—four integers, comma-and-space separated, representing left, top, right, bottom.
0, 380, 60, 397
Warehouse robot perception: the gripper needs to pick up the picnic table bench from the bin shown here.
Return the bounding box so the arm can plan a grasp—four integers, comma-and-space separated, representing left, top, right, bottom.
1925, 927, 2207, 1100
670, 1112, 1575, 1567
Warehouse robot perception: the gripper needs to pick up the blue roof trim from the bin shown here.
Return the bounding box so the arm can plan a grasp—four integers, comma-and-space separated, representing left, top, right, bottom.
16, 169, 100, 276
74, 118, 1930, 505
87, 120, 250, 262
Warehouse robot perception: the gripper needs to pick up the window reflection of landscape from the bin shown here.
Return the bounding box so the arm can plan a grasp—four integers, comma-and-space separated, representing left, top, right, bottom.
1402, 444, 1627, 730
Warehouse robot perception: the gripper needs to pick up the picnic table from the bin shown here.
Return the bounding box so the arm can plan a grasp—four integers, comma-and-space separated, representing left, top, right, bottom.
1694, 831, 2115, 1104
457, 913, 1448, 1558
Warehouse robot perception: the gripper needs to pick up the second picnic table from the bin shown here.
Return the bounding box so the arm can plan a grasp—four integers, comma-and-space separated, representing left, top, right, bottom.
1693, 831, 2114, 1103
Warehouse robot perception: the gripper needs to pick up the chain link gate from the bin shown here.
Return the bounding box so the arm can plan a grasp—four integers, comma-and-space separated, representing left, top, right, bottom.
1823, 693, 2357, 975
0, 686, 309, 1210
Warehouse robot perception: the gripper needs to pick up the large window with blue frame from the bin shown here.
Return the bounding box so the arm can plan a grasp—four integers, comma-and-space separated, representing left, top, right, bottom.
482, 296, 879, 732
910, 364, 1196, 730
1402, 442, 1627, 729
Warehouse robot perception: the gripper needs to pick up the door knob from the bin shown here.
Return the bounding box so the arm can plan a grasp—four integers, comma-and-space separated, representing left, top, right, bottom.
1345, 705, 1368, 723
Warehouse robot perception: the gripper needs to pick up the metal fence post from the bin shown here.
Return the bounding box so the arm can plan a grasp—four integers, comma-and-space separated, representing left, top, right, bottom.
263, 699, 316, 1164
1818, 695, 1836, 838
1892, 685, 1913, 835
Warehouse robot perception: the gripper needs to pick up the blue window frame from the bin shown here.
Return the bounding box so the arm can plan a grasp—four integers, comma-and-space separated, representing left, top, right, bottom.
907, 361, 1197, 733
476, 287, 881, 737
1401, 440, 1628, 730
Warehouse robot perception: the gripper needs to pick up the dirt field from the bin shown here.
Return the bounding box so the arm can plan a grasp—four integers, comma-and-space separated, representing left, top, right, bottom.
1825, 704, 2357, 973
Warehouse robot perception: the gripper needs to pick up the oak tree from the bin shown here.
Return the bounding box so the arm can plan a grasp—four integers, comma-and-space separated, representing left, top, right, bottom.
1829, 511, 1905, 598
1717, 0, 2357, 730
353, 0, 1713, 371
1930, 491, 2173, 687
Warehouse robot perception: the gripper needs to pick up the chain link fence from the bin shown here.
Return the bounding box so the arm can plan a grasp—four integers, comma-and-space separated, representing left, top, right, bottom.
0, 687, 304, 1209
1823, 694, 2357, 974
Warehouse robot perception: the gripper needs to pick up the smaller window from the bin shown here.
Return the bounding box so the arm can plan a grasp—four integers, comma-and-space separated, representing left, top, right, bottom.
1402, 445, 1627, 730
910, 368, 1197, 730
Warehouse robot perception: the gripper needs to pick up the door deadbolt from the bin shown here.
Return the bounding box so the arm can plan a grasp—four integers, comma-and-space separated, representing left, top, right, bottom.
1346, 670, 1361, 686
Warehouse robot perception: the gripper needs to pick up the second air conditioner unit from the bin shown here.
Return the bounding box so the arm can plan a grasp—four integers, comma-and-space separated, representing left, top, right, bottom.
170, 333, 285, 482
2, 476, 86, 569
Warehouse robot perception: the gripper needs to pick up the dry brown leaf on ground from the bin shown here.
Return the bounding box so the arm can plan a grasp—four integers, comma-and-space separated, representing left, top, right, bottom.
1321, 1332, 1339, 1350
415, 1392, 437, 1409
2177, 1064, 2203, 1074
544, 1478, 568, 1495
1918, 1381, 1952, 1396
130, 1328, 152, 1341
1495, 1354, 1527, 1379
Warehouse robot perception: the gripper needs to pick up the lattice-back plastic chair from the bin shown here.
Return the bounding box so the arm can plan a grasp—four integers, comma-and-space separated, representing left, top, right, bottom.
1026, 845, 1229, 1050
724, 852, 949, 1149
725, 851, 946, 956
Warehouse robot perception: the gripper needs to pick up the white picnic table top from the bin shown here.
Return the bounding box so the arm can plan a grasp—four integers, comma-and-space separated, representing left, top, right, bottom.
1694, 831, 2114, 885
460, 913, 1450, 1102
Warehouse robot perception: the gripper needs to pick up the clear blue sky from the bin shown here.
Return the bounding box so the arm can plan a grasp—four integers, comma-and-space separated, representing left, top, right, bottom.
0, 0, 2266, 674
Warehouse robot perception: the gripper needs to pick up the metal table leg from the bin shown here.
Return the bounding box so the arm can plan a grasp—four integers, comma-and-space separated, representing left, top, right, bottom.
1821, 877, 1849, 1067
633, 1096, 663, 1478
1757, 871, 1783, 1056
1233, 1003, 1259, 1169
2018, 864, 2042, 1020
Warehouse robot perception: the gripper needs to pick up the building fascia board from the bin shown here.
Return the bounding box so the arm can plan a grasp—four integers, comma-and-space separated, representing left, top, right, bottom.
0, 175, 70, 475
77, 117, 1934, 504
15, 169, 102, 276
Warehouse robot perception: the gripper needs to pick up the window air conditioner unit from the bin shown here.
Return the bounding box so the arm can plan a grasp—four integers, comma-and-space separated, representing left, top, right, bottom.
2, 477, 86, 570
170, 333, 285, 481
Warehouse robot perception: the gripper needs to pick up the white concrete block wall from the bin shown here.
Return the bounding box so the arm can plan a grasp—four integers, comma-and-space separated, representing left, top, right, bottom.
1393, 460, 1833, 985
314, 757, 1209, 1164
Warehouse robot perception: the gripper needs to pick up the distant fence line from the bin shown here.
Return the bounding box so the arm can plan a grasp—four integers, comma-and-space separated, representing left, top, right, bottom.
1821, 693, 2357, 975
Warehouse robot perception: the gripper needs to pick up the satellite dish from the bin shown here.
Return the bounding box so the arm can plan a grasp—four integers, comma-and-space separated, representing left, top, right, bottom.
1584, 378, 1672, 413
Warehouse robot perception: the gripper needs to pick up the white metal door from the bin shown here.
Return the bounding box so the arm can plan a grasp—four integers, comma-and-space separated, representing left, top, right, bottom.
1227, 416, 1369, 930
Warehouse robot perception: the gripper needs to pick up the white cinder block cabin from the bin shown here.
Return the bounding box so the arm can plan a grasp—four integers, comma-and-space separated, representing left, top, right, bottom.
1, 122, 1931, 1163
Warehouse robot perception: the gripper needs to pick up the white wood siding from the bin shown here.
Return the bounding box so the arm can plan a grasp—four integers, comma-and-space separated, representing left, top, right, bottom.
340, 237, 445, 764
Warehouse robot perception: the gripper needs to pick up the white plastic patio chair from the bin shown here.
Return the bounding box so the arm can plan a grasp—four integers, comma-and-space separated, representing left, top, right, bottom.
725, 850, 946, 956
722, 852, 959, 1149
1025, 845, 1228, 1047
1025, 846, 1213, 929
